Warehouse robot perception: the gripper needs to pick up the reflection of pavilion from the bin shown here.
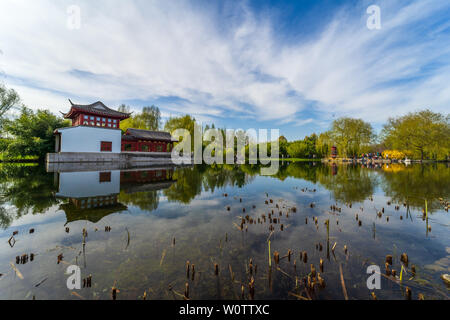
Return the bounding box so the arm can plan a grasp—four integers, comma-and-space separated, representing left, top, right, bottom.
60, 201, 128, 224
55, 167, 175, 224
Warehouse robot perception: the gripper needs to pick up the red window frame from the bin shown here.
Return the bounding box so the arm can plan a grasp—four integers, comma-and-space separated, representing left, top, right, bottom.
100, 141, 112, 152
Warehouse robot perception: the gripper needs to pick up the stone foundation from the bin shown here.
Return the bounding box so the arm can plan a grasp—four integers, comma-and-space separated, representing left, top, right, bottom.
46, 151, 178, 164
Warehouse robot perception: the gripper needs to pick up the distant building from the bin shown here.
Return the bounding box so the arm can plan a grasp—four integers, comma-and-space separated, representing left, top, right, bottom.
331, 146, 337, 159
53, 100, 176, 155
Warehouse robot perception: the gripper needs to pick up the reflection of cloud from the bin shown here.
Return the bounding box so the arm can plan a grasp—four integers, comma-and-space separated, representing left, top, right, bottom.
0, 1, 449, 128
188, 199, 222, 207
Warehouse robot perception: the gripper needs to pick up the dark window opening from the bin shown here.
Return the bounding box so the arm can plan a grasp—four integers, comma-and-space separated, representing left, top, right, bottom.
101, 141, 112, 152
99, 172, 111, 183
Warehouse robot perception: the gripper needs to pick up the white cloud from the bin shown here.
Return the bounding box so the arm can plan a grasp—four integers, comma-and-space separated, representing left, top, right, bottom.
0, 0, 448, 128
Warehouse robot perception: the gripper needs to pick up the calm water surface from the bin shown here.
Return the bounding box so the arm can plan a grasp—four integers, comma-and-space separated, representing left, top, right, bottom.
0, 162, 449, 300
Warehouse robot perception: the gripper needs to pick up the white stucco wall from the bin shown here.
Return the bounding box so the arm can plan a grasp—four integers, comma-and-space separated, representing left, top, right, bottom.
58, 126, 122, 153
56, 170, 120, 198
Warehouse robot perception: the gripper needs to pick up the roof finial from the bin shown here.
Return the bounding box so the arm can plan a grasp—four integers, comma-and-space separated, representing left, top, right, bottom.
68, 99, 74, 105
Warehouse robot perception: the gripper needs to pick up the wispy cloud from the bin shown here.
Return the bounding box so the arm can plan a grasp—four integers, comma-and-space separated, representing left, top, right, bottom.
0, 0, 449, 137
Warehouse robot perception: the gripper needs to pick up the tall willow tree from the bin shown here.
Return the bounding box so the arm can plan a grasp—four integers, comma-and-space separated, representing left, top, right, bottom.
316, 132, 331, 158
381, 109, 449, 160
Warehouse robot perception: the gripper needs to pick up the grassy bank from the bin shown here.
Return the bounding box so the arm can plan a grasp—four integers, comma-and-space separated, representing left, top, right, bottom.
0, 154, 40, 163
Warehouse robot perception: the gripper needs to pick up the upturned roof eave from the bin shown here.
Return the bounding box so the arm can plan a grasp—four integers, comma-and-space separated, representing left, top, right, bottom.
63, 106, 130, 119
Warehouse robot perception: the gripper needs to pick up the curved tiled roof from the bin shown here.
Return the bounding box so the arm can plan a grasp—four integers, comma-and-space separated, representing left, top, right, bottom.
124, 128, 177, 142
63, 100, 131, 119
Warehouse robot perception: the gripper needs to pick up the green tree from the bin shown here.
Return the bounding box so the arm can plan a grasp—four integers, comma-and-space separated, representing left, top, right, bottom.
1, 107, 69, 158
316, 132, 331, 158
303, 134, 318, 157
164, 115, 198, 151
278, 136, 289, 158
381, 109, 449, 160
0, 83, 21, 128
286, 141, 309, 158
328, 118, 375, 157
120, 105, 161, 132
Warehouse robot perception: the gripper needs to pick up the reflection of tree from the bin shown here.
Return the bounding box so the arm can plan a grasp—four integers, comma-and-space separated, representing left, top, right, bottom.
163, 165, 256, 203
167, 162, 377, 205
164, 166, 204, 203
0, 207, 13, 229
0, 165, 59, 228
274, 163, 377, 203
118, 190, 159, 211
2, 162, 447, 229
203, 164, 253, 192
379, 163, 450, 212
118, 169, 175, 211
274, 162, 320, 183
316, 165, 377, 203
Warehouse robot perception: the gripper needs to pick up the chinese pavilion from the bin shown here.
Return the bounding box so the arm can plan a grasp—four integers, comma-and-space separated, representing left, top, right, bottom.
63, 100, 131, 129
54, 100, 175, 155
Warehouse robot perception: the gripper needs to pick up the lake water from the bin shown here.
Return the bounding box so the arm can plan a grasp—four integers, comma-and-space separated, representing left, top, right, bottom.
0, 162, 449, 300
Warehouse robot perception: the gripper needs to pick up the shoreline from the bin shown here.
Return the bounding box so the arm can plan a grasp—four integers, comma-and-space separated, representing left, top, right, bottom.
1, 155, 448, 165
322, 158, 449, 164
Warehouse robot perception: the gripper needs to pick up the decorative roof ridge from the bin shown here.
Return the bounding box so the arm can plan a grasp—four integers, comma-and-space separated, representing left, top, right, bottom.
62, 100, 131, 119
127, 128, 171, 133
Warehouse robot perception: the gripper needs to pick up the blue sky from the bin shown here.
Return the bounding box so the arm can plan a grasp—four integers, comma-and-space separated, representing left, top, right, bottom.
0, 0, 449, 141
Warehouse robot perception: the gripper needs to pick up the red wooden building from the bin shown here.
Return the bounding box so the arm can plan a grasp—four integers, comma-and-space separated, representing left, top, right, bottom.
331, 146, 338, 159
56, 100, 175, 154
121, 128, 176, 153
63, 100, 130, 129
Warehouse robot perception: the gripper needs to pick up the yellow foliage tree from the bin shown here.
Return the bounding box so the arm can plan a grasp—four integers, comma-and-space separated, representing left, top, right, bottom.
382, 150, 407, 160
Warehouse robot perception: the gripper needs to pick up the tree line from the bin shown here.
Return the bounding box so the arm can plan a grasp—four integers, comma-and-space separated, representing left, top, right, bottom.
160, 111, 449, 161
0, 82, 448, 160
